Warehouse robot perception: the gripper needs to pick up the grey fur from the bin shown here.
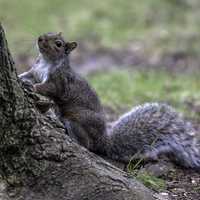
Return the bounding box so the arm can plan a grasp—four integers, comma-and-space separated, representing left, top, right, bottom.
103, 103, 200, 169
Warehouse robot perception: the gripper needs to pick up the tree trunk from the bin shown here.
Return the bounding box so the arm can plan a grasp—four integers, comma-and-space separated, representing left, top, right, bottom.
0, 24, 155, 200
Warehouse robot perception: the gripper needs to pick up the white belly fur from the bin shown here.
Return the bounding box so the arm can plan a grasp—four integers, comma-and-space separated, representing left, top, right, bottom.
33, 59, 51, 83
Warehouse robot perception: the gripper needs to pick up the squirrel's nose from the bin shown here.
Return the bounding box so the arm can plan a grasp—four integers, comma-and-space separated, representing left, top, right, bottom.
38, 36, 49, 49
38, 36, 43, 43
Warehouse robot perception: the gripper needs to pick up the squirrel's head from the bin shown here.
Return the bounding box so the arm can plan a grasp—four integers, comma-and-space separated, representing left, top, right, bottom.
37, 32, 77, 61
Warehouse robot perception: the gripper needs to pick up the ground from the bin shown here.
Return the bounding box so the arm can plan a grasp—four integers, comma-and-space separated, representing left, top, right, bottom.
167, 169, 200, 200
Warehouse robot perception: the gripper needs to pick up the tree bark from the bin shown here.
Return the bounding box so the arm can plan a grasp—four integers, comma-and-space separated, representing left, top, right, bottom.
0, 24, 155, 200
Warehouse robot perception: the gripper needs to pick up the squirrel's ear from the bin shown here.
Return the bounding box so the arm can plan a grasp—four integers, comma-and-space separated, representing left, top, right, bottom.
65, 42, 77, 54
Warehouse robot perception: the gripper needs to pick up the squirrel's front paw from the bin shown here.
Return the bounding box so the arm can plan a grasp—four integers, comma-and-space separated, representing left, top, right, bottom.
33, 83, 47, 96
33, 83, 42, 93
21, 80, 34, 91
33, 84, 37, 92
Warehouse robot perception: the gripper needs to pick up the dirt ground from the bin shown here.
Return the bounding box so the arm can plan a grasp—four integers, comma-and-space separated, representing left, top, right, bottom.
166, 168, 200, 200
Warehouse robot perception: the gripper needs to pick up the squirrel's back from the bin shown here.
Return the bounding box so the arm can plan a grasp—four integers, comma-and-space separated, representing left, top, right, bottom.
104, 103, 200, 169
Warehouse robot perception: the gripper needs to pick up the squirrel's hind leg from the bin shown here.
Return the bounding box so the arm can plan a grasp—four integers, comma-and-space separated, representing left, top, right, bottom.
19, 70, 36, 85
61, 118, 91, 149
62, 120, 74, 137
59, 118, 78, 142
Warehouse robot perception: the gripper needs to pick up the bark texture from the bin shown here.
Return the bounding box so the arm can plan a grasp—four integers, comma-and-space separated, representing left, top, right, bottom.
0, 24, 155, 200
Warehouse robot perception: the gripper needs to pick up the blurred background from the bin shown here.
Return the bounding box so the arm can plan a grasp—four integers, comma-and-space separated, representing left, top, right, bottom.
1, 0, 200, 120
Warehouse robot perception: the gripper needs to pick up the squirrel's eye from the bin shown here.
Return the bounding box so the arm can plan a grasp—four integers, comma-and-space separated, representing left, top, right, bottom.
55, 40, 62, 48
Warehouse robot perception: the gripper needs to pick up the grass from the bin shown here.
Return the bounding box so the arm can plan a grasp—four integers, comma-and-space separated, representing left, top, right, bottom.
127, 159, 166, 192
136, 171, 166, 191
89, 69, 200, 118
1, 0, 200, 56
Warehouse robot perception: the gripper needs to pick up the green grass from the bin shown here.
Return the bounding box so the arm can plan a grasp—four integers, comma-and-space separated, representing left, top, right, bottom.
89, 69, 200, 118
1, 0, 200, 56
127, 160, 166, 191
136, 171, 166, 191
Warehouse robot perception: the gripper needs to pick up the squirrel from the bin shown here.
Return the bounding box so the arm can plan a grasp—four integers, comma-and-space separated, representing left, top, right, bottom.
19, 32, 106, 150
19, 32, 200, 170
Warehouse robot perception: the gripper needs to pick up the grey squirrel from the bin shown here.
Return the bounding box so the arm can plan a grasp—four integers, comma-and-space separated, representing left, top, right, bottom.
19, 32, 106, 150
19, 32, 200, 170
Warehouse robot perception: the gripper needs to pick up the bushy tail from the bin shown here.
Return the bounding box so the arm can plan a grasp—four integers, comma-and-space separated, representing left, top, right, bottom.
107, 103, 200, 170
141, 132, 200, 170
